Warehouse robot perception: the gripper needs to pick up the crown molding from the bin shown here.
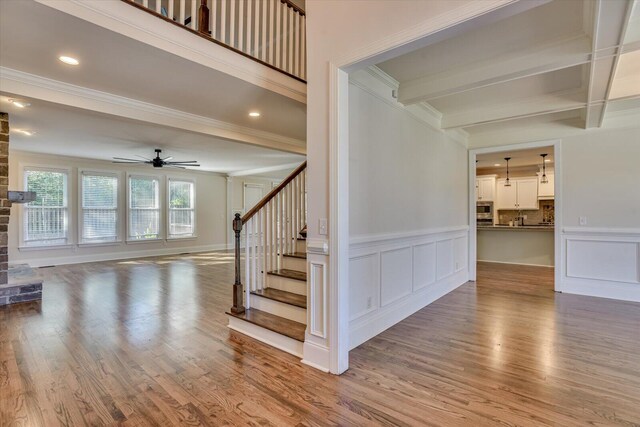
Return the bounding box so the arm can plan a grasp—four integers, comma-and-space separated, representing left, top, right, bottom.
35, 0, 306, 103
1, 67, 306, 154
366, 66, 399, 90
227, 162, 303, 177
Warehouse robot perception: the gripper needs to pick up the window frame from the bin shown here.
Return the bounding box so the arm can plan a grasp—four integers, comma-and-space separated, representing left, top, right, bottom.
78, 169, 122, 246
166, 177, 197, 240
126, 173, 163, 243
20, 165, 71, 249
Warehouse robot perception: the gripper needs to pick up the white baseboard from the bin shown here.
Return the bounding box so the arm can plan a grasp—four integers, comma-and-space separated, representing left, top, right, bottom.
478, 259, 554, 268
559, 278, 640, 303
302, 339, 331, 372
227, 316, 303, 358
12, 243, 233, 267
350, 269, 468, 350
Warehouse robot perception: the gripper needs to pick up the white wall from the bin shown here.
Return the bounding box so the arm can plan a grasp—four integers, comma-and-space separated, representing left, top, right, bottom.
9, 150, 228, 267
347, 79, 469, 349
305, 0, 508, 372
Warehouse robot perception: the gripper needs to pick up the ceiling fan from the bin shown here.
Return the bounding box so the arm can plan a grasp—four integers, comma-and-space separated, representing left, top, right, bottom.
113, 149, 200, 169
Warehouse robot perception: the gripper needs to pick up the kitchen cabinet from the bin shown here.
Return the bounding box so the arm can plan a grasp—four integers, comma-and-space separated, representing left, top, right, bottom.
538, 172, 554, 199
476, 175, 496, 202
496, 177, 539, 210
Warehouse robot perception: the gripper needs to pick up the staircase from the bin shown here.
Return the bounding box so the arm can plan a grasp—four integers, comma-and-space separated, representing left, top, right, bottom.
226, 162, 307, 357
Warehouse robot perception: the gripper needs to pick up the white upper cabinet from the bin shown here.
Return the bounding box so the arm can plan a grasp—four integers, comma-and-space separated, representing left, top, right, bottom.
538, 172, 555, 199
476, 175, 496, 202
496, 177, 539, 210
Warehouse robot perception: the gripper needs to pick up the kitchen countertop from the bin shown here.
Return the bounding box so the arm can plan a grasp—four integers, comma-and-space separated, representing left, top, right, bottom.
478, 225, 555, 231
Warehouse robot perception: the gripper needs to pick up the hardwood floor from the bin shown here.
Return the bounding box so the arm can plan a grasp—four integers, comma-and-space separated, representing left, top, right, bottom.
1, 256, 639, 426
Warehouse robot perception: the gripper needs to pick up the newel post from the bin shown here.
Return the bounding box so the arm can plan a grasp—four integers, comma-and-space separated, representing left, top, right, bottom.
231, 213, 245, 314
197, 0, 210, 35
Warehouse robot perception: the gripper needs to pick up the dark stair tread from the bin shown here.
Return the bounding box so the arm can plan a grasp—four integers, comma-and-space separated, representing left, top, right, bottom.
226, 308, 305, 342
251, 288, 306, 308
267, 269, 307, 282
297, 237, 306, 241
299, 226, 307, 238
283, 252, 307, 259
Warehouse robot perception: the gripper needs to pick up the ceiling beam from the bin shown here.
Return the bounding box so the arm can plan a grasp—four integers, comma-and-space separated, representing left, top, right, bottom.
585, 0, 636, 128
227, 162, 303, 177
441, 91, 586, 129
397, 35, 592, 105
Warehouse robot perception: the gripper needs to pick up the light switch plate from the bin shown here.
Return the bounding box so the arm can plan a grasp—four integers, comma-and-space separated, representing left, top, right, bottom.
319, 218, 328, 235
579, 216, 587, 226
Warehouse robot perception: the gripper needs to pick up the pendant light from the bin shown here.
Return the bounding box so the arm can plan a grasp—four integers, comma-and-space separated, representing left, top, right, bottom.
540, 153, 549, 184
504, 157, 512, 187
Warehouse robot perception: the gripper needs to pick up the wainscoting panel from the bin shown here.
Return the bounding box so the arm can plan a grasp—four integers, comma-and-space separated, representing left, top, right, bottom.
561, 228, 640, 302
380, 247, 413, 306
308, 262, 327, 339
349, 226, 469, 350
413, 242, 436, 291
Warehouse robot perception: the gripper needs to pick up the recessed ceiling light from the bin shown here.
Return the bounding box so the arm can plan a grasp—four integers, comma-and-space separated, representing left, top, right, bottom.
13, 129, 35, 136
248, 111, 261, 117
8, 99, 30, 108
493, 163, 501, 167
59, 55, 79, 65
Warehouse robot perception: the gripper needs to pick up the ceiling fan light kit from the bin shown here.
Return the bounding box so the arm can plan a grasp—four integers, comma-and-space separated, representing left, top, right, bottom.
113, 149, 200, 169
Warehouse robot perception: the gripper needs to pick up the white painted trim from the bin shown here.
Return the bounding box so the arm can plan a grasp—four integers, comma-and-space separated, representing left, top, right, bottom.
350, 226, 469, 247
166, 176, 197, 239
468, 139, 562, 289
78, 169, 123, 245
34, 0, 306, 102
306, 238, 328, 255
13, 243, 232, 268
227, 315, 304, 357
562, 227, 640, 236
126, 172, 163, 242
301, 341, 331, 373
0, 67, 306, 155
227, 162, 302, 177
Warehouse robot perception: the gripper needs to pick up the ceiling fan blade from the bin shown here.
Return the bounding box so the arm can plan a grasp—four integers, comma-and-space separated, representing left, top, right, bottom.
113, 157, 142, 162
113, 160, 146, 164
167, 160, 198, 163
162, 156, 173, 161
135, 155, 152, 161
165, 164, 186, 169
168, 163, 200, 167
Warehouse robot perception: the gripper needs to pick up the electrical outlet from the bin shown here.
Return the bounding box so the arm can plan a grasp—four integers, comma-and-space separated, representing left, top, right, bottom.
319, 218, 328, 235
579, 216, 587, 226
366, 296, 372, 309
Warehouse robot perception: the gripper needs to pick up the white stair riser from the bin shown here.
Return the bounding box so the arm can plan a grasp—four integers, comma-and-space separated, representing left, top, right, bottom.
282, 256, 306, 271
228, 316, 303, 357
250, 294, 307, 324
296, 239, 306, 253
267, 275, 307, 296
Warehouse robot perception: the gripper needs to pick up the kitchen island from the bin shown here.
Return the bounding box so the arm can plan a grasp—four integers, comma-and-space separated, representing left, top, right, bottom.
477, 225, 554, 266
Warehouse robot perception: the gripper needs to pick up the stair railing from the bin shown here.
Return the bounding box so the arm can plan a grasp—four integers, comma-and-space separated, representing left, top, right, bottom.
123, 0, 306, 82
231, 161, 306, 314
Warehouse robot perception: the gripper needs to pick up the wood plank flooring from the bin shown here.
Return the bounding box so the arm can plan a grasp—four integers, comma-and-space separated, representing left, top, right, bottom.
1, 255, 639, 426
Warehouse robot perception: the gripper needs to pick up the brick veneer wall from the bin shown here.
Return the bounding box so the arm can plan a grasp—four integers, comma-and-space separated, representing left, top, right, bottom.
0, 112, 9, 285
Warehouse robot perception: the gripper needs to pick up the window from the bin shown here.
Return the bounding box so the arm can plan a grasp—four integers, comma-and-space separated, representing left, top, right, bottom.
168, 179, 195, 238
81, 172, 119, 243
23, 168, 68, 246
128, 176, 160, 240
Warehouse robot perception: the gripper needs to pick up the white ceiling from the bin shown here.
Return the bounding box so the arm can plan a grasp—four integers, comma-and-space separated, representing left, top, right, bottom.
376, 0, 640, 141
1, 95, 304, 174
477, 146, 554, 169
0, 0, 306, 140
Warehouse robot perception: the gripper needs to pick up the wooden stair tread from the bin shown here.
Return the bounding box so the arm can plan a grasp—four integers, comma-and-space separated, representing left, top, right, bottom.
283, 252, 307, 259
267, 269, 307, 281
251, 288, 306, 308
226, 308, 305, 342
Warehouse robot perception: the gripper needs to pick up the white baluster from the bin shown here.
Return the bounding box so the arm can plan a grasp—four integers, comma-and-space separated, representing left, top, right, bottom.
266, 201, 271, 273
229, 0, 236, 47
246, 0, 252, 55
238, 0, 244, 51
179, 0, 186, 27
255, 210, 261, 290
211, 0, 217, 39
260, 0, 267, 61
269, 0, 275, 66
262, 206, 268, 288
301, 14, 306, 80
155, 0, 161, 14
294, 11, 299, 77
288, 7, 294, 74
190, 0, 197, 29
220, 0, 226, 43
271, 199, 277, 270
275, 1, 282, 69
253, 0, 259, 58
168, 0, 175, 21
143, 0, 149, 8
245, 217, 250, 306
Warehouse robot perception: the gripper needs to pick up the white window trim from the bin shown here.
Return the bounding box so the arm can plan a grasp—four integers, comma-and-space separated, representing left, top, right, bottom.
126, 173, 163, 242
19, 164, 71, 249
78, 169, 122, 245
166, 176, 197, 240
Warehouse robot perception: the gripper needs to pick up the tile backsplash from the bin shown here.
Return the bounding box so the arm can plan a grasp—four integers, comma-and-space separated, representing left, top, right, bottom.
498, 200, 554, 224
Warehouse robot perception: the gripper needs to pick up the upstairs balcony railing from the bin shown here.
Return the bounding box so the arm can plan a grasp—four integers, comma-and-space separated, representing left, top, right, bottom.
124, 0, 306, 82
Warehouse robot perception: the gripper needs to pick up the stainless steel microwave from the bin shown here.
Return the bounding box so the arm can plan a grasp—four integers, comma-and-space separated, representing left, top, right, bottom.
477, 202, 493, 219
